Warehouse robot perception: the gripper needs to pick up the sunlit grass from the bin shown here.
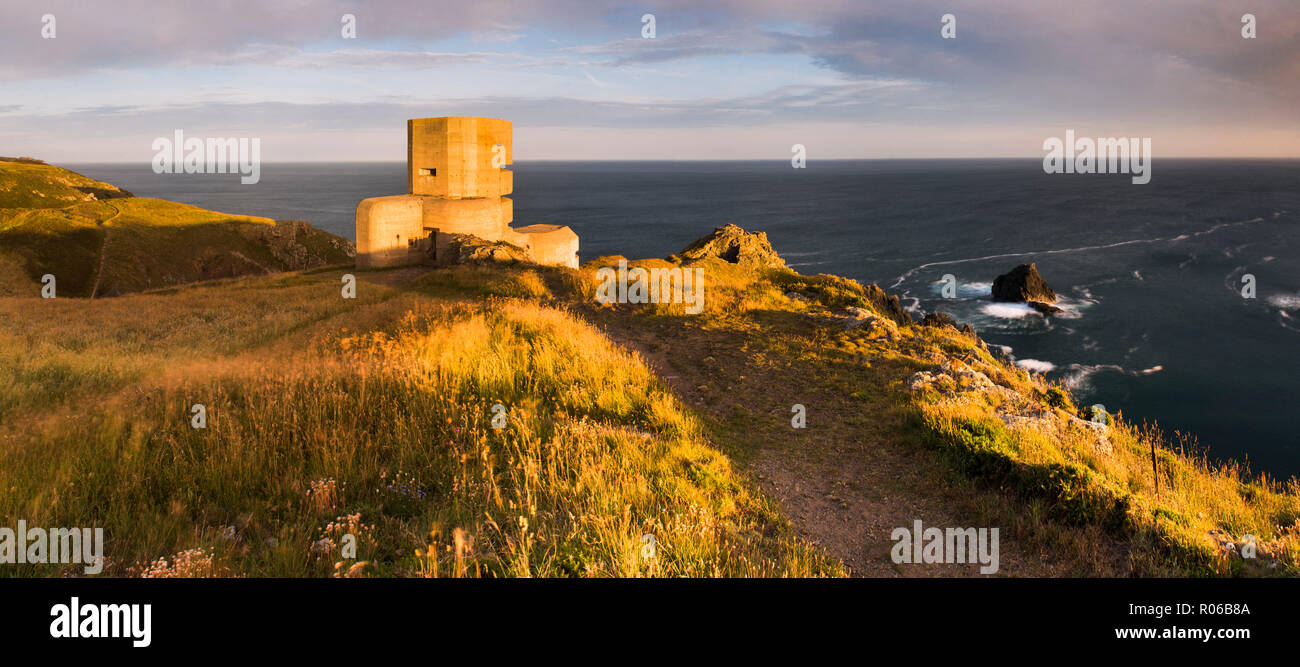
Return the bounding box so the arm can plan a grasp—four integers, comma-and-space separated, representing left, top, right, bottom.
0, 267, 838, 577
636, 254, 1300, 576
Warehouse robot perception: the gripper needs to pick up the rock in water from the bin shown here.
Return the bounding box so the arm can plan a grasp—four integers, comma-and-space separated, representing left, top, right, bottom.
1026, 301, 1064, 315
671, 224, 786, 269
992, 263, 1062, 313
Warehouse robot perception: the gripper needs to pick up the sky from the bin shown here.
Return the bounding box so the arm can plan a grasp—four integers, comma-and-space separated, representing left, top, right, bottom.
0, 0, 1296, 161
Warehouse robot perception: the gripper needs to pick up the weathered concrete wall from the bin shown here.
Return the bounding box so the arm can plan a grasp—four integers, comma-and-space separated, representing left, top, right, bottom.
355, 195, 425, 269
419, 196, 512, 237
510, 224, 579, 268
408, 117, 513, 198
357, 116, 578, 270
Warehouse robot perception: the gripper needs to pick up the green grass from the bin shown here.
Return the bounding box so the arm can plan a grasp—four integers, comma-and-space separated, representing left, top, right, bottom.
565, 254, 1300, 576
0, 267, 839, 577
0, 161, 353, 297
905, 331, 1300, 576
3, 161, 1296, 578
0, 159, 129, 209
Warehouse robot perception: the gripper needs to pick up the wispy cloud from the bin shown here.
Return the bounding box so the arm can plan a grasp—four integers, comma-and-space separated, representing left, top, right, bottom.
223, 46, 508, 69
0, 0, 1295, 159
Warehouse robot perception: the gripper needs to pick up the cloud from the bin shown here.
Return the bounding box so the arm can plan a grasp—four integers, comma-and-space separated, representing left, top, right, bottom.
0, 0, 612, 79
561, 29, 805, 65
223, 46, 505, 69
4, 80, 930, 137
0, 0, 1295, 158
537, 1, 1297, 128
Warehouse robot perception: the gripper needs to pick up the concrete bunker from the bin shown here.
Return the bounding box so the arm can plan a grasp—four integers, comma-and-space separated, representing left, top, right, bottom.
355, 116, 579, 269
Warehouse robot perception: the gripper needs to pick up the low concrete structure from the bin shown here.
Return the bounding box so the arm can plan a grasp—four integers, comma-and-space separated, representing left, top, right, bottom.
355, 117, 579, 269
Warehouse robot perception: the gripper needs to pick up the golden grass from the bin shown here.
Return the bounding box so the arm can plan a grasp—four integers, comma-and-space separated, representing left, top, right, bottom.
1, 161, 349, 297
0, 266, 838, 577
911, 346, 1300, 576
607, 254, 1300, 576
4, 232, 1297, 578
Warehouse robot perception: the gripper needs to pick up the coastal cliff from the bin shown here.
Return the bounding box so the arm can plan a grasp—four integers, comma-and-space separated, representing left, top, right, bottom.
0, 159, 353, 297
1, 164, 1295, 577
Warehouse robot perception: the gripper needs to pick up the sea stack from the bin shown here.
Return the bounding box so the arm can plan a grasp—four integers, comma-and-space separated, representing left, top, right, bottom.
992, 263, 1063, 314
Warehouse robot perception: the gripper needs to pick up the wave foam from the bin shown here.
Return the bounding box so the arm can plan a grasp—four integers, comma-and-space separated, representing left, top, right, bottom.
1063, 363, 1165, 393
1016, 359, 1057, 373
982, 302, 1039, 319
1267, 294, 1300, 310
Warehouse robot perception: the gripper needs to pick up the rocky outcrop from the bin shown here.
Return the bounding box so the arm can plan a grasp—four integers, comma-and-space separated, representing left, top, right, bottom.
241, 220, 355, 269
920, 312, 979, 340
671, 224, 786, 269
863, 283, 912, 326
992, 263, 1062, 314
920, 312, 958, 329
993, 263, 1056, 302
434, 233, 531, 267
1025, 301, 1063, 315
834, 306, 899, 338
907, 358, 1009, 398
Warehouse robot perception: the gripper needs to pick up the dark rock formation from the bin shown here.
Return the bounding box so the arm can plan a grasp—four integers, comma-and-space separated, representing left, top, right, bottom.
671, 224, 786, 269
864, 283, 912, 326
992, 263, 1056, 303
920, 312, 959, 329
992, 263, 1062, 314
433, 233, 530, 267
920, 312, 980, 340
1026, 301, 1064, 315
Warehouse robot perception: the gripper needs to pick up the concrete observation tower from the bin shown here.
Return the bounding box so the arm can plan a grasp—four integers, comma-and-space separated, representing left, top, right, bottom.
355, 117, 579, 269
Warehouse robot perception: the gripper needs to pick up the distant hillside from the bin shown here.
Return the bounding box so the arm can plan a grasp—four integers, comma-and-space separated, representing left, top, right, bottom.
0, 156, 133, 208
0, 159, 355, 297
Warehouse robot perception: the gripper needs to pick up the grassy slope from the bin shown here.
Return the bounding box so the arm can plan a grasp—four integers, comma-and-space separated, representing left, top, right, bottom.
0, 160, 1295, 577
0, 160, 353, 297
2, 256, 1296, 577
570, 258, 1300, 576
0, 158, 131, 209
0, 266, 838, 577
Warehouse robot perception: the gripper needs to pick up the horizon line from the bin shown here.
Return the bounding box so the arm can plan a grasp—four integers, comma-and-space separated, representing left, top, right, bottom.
55, 156, 1300, 165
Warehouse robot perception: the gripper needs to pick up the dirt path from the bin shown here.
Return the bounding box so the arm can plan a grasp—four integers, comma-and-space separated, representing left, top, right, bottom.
90, 202, 122, 299
575, 303, 1123, 576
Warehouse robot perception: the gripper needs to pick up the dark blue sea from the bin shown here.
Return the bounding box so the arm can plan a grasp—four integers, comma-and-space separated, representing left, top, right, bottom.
68, 160, 1300, 480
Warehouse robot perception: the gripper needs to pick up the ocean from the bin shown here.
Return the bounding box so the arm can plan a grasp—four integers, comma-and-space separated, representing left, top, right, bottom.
67, 159, 1300, 480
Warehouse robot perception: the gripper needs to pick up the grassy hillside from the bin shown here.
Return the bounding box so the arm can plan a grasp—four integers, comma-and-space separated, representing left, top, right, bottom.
2, 256, 1296, 577
0, 159, 354, 297
0, 157, 131, 209
569, 255, 1300, 576
0, 266, 838, 577
0, 163, 1295, 577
